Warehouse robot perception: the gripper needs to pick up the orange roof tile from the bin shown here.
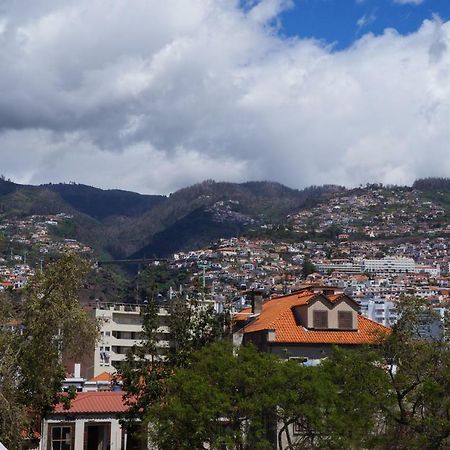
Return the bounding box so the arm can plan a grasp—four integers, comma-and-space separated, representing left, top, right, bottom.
53, 392, 128, 414
89, 371, 113, 382
233, 308, 252, 322
243, 292, 389, 345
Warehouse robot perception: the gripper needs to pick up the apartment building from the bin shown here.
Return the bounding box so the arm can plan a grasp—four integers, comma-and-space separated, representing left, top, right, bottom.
362, 257, 416, 274
88, 303, 170, 378
315, 259, 363, 274
357, 297, 397, 327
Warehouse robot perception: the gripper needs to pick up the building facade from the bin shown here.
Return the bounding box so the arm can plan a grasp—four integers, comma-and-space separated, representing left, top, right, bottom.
40, 392, 136, 450
88, 303, 170, 378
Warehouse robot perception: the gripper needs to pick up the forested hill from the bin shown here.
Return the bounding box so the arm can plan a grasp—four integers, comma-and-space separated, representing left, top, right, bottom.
42, 183, 165, 220
413, 177, 450, 192
0, 178, 340, 258
2, 177, 447, 259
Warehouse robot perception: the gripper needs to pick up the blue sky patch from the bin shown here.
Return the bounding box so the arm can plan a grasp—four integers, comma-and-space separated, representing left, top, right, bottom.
278, 0, 450, 50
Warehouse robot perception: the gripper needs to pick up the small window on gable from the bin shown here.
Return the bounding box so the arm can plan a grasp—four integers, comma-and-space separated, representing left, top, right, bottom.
313, 310, 328, 329
338, 311, 353, 329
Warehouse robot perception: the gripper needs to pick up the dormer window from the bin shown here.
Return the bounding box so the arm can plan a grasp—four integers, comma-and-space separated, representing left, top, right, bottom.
338, 311, 353, 329
313, 310, 328, 329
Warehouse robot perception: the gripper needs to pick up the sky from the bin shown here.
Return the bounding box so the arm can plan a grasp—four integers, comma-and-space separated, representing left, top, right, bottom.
0, 0, 450, 194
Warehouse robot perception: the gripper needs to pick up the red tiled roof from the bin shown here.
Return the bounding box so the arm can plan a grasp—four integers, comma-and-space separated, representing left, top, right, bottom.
243, 291, 390, 345
233, 309, 253, 322
89, 372, 113, 382
53, 392, 128, 414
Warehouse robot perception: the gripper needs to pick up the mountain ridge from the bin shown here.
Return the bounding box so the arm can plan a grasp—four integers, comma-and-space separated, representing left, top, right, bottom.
2, 177, 447, 260
0, 178, 340, 258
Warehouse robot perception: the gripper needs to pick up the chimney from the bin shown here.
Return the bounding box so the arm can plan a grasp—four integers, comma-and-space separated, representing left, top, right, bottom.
251, 289, 263, 315
74, 363, 81, 378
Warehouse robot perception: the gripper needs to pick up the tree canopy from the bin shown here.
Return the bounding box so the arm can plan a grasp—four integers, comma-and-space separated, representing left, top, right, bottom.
0, 253, 98, 449
116, 296, 230, 446
142, 297, 449, 450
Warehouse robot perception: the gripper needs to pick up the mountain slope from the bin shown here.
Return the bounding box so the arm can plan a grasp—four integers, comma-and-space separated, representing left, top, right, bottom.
0, 179, 341, 259
131, 207, 246, 258
42, 183, 165, 220
112, 181, 342, 256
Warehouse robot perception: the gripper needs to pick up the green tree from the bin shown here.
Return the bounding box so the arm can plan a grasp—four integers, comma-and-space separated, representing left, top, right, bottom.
302, 257, 316, 278
117, 297, 230, 446
0, 253, 98, 449
374, 297, 450, 449
143, 297, 449, 450
148, 342, 282, 450
148, 343, 389, 450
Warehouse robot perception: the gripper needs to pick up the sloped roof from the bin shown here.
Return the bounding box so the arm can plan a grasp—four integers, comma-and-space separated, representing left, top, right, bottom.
53, 392, 128, 414
89, 371, 113, 382
243, 291, 389, 345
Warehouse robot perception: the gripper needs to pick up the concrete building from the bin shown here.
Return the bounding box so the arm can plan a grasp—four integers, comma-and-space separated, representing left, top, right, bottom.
315, 259, 363, 275
363, 257, 416, 274
87, 303, 170, 378
415, 264, 441, 277
357, 297, 397, 327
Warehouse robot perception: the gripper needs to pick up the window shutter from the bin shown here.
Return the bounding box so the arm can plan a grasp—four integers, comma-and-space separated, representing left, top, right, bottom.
313, 310, 328, 329
338, 311, 353, 329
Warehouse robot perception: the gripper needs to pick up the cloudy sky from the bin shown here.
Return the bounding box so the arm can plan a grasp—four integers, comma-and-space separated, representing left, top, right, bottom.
1, 0, 450, 194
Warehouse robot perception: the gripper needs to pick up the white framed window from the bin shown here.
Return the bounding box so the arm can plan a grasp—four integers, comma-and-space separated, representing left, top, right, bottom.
48, 424, 74, 450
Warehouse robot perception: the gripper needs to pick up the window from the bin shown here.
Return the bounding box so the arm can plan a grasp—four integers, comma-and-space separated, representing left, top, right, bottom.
48, 425, 73, 450
99, 346, 110, 365
338, 311, 353, 329
313, 310, 328, 329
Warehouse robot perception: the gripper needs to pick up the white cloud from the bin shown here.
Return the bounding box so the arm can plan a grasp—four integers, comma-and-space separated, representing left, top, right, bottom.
0, 0, 449, 194
357, 13, 376, 29
247, 0, 293, 24
393, 0, 424, 5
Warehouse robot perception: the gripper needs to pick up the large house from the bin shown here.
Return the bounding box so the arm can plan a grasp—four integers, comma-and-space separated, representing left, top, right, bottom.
235, 286, 389, 363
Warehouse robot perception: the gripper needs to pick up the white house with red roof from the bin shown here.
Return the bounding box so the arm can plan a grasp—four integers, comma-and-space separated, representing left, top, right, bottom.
40, 392, 137, 450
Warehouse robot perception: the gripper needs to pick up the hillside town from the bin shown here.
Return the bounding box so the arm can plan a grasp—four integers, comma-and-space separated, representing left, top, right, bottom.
0, 213, 91, 291
1, 184, 449, 450
1, 186, 449, 330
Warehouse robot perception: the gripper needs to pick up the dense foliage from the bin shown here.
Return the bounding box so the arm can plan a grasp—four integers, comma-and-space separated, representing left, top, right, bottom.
116, 296, 230, 446
413, 177, 450, 192
140, 298, 449, 450
44, 182, 165, 220
0, 254, 98, 449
